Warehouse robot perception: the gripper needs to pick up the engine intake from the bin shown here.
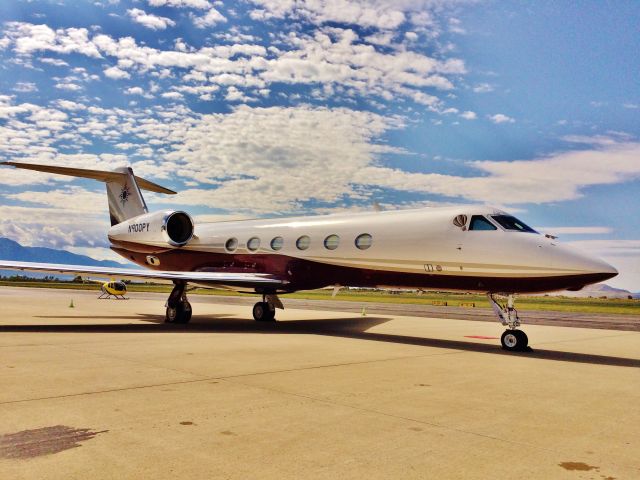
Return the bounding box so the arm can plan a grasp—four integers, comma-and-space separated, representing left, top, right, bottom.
108, 210, 194, 248
163, 211, 194, 246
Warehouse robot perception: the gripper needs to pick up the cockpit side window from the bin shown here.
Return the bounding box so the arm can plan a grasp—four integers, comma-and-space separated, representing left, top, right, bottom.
469, 215, 497, 231
491, 215, 538, 233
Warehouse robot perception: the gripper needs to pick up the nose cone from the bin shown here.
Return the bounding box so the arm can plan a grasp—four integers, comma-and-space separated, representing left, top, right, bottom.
585, 258, 618, 283
550, 243, 618, 285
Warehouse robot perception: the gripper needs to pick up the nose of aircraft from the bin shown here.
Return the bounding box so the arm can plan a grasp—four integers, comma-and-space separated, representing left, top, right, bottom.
550, 242, 618, 284
582, 256, 619, 283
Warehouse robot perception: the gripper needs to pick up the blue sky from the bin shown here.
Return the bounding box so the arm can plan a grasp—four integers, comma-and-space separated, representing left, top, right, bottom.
0, 0, 638, 290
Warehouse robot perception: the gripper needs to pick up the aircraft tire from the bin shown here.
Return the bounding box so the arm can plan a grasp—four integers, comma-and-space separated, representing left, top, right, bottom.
166, 302, 192, 324
501, 329, 528, 351
253, 302, 276, 322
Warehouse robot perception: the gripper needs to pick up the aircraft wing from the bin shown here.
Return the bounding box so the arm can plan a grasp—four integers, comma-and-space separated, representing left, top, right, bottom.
0, 260, 286, 289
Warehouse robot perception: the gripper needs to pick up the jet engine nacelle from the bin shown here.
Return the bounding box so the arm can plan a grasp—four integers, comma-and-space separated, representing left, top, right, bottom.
108, 210, 194, 248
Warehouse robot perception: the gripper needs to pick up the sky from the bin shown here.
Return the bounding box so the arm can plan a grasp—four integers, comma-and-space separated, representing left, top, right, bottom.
0, 0, 638, 290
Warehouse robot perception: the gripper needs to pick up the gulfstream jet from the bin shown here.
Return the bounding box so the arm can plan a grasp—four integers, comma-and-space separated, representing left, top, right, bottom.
0, 162, 618, 351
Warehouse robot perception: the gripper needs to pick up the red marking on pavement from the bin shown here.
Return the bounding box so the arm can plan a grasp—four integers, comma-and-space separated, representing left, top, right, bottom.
464, 335, 499, 340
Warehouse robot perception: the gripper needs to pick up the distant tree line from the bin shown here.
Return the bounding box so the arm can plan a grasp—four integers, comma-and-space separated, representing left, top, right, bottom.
0, 274, 83, 282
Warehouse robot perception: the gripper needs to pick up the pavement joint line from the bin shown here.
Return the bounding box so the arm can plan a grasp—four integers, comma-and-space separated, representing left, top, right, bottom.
0, 378, 216, 406
51, 342, 211, 379
0, 349, 470, 406
216, 376, 604, 464
217, 377, 640, 472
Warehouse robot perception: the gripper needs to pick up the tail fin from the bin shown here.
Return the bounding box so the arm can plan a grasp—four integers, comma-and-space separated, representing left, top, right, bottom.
1, 162, 176, 226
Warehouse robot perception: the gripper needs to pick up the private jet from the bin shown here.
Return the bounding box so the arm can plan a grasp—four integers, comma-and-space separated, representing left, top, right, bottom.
0, 162, 618, 351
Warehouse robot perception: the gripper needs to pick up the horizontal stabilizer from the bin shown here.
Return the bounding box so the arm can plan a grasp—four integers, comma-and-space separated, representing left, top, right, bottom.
1, 161, 176, 194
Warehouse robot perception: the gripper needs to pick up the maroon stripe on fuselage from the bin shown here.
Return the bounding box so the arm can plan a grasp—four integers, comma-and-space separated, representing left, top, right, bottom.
110, 242, 614, 294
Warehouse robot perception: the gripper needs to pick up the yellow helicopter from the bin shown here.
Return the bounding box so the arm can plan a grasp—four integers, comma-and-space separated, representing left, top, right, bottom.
98, 280, 128, 300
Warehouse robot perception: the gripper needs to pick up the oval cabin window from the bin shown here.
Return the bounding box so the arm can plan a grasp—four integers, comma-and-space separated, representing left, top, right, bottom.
324, 234, 340, 250
270, 236, 283, 251
296, 235, 311, 250
225, 237, 238, 252
247, 237, 260, 251
355, 233, 372, 250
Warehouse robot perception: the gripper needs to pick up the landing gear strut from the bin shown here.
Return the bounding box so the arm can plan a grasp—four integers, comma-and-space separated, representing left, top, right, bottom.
252, 294, 282, 322
488, 294, 529, 351
165, 281, 192, 324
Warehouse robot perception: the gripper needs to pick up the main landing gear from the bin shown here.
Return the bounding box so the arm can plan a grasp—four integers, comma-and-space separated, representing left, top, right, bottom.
488, 293, 529, 352
164, 283, 284, 324
252, 294, 283, 322
165, 281, 192, 324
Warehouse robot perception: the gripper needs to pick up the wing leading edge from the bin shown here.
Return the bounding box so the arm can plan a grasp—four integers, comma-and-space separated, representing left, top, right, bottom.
0, 260, 286, 289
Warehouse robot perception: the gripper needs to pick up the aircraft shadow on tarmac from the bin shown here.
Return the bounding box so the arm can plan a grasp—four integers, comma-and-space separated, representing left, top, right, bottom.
2, 315, 638, 369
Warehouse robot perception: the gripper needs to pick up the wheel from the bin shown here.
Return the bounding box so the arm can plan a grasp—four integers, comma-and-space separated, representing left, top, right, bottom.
253, 302, 275, 322
501, 329, 528, 351
166, 301, 192, 324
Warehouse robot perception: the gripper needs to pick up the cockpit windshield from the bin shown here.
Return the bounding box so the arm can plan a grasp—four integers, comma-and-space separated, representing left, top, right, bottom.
469, 215, 497, 231
491, 215, 538, 233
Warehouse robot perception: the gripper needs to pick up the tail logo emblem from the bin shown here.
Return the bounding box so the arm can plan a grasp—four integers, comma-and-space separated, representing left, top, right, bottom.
119, 184, 131, 206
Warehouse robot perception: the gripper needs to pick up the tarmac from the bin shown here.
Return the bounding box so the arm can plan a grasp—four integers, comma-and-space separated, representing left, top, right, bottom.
0, 286, 638, 479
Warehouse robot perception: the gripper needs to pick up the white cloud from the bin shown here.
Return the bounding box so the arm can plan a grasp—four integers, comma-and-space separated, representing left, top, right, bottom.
127, 8, 176, 30
259, 28, 464, 104
66, 246, 128, 263
103, 65, 130, 79
623, 103, 638, 109
488, 113, 514, 124
250, 0, 406, 30
2, 21, 466, 109
3, 22, 102, 58
405, 31, 418, 41
6, 187, 105, 214
364, 31, 394, 45
3, 92, 636, 213
39, 57, 70, 67
53, 99, 87, 111
566, 240, 640, 257
150, 105, 405, 212
473, 83, 493, 93
54, 82, 82, 91
562, 134, 621, 147
148, 0, 211, 8
448, 17, 466, 34
460, 110, 476, 120
224, 86, 253, 102
0, 212, 108, 250
192, 7, 227, 28
125, 86, 144, 95
350, 140, 640, 205
161, 91, 184, 100
13, 82, 37, 92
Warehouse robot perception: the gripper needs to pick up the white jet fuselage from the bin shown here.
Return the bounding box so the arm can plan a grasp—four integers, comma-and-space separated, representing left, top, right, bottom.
109, 206, 617, 294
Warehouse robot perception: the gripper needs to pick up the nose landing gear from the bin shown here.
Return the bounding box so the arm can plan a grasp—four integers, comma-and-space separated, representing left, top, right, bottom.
500, 329, 528, 351
488, 294, 529, 351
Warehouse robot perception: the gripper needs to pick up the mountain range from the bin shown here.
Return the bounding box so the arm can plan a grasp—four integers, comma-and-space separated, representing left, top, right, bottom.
550, 283, 639, 299
0, 237, 131, 277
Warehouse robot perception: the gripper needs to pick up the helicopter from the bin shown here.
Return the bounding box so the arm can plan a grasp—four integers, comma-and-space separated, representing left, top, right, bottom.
98, 280, 128, 300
